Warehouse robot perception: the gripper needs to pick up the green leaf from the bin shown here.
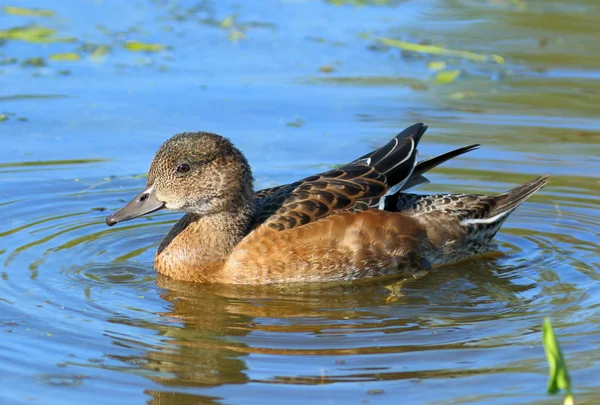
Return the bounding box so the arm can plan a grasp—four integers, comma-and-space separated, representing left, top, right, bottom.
378, 37, 504, 64
434, 69, 461, 84
427, 61, 447, 71
542, 317, 574, 404
0, 25, 73, 43
49, 52, 81, 61
220, 15, 235, 29
4, 6, 54, 17
124, 40, 165, 53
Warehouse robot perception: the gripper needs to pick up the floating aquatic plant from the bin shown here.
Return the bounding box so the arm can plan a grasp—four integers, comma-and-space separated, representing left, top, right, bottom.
0, 25, 73, 43
124, 40, 165, 52
378, 37, 504, 64
434, 69, 461, 84
49, 53, 81, 61
3, 6, 54, 17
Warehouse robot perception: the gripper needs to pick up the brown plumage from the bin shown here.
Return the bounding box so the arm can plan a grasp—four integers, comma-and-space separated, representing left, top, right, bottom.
105, 123, 548, 284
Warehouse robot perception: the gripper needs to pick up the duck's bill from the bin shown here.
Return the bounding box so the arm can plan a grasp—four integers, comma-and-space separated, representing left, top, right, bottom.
106, 186, 165, 226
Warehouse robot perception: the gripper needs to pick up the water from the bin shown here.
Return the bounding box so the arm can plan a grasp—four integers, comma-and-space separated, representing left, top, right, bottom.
1, 0, 599, 404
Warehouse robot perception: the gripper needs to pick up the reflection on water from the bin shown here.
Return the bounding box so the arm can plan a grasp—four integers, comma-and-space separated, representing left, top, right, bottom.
1, 0, 600, 404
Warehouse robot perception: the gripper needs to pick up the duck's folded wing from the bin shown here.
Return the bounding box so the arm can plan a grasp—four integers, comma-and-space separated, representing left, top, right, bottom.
254, 125, 425, 228
351, 123, 424, 192
257, 164, 388, 231
255, 184, 290, 200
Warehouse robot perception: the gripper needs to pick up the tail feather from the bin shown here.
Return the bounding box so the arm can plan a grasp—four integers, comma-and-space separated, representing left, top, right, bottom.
488, 175, 549, 218
403, 176, 549, 265
460, 175, 549, 235
458, 175, 549, 246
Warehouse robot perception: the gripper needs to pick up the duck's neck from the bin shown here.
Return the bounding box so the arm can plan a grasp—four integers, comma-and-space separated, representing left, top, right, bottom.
154, 202, 255, 282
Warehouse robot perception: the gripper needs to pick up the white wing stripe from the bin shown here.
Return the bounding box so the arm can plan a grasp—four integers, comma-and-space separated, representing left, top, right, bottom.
378, 137, 399, 163
461, 210, 512, 226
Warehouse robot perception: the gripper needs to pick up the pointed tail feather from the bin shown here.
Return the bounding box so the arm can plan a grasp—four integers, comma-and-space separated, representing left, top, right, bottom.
459, 175, 548, 245
488, 175, 549, 218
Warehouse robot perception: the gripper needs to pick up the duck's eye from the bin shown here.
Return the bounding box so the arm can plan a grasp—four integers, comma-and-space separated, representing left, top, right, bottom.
176, 163, 190, 173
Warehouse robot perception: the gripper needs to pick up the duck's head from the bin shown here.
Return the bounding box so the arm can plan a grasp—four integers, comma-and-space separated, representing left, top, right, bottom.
106, 132, 253, 226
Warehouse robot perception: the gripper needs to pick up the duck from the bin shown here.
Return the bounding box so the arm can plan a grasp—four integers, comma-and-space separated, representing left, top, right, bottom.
106, 123, 548, 284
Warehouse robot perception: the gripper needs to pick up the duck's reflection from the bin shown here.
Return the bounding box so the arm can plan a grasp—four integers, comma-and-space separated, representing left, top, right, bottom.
108, 255, 536, 405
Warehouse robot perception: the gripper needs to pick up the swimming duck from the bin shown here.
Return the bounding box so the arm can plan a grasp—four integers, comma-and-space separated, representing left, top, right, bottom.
106, 123, 548, 284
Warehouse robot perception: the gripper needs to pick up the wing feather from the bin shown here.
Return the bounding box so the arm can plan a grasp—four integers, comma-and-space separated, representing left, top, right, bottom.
257, 164, 388, 231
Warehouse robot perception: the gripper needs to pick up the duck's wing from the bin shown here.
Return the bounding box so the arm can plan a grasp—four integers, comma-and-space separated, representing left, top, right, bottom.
353, 123, 479, 194
256, 164, 388, 231
365, 143, 480, 209
255, 184, 290, 200
254, 123, 427, 229
351, 122, 425, 191
255, 123, 478, 214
